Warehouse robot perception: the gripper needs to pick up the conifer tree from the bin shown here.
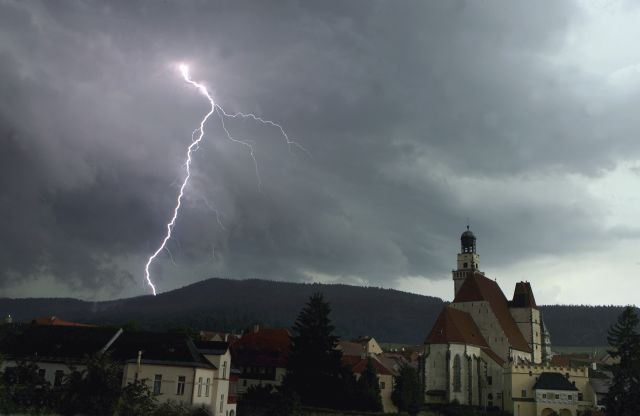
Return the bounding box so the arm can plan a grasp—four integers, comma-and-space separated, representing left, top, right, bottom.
391, 364, 423, 415
604, 306, 640, 416
283, 293, 346, 409
354, 358, 382, 412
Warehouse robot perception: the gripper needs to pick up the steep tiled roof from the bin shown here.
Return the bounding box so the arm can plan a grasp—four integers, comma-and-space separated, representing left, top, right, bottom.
102, 330, 213, 368
342, 355, 393, 376
453, 273, 531, 353
425, 306, 489, 348
482, 347, 505, 366
533, 372, 578, 391
0, 324, 117, 360
338, 340, 366, 356
549, 355, 571, 367
510, 282, 537, 308
194, 340, 229, 355
231, 328, 290, 368
0, 325, 213, 368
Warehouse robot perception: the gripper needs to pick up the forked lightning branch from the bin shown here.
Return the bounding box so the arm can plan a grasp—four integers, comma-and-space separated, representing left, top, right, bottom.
143, 64, 306, 295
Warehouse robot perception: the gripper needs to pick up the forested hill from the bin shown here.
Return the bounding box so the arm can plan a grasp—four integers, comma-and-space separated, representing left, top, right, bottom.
0, 278, 634, 346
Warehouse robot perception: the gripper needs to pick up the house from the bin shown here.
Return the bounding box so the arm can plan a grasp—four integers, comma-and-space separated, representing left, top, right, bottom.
199, 330, 240, 344
0, 324, 118, 388
350, 336, 383, 355
230, 326, 290, 396
504, 365, 593, 416
0, 324, 236, 416
422, 228, 597, 415
194, 340, 237, 416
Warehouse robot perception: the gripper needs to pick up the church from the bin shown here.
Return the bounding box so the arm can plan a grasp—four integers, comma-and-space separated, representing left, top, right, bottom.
421, 228, 595, 416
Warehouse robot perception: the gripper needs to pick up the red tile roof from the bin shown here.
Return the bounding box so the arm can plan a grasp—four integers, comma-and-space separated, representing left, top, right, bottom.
231, 328, 291, 368
342, 355, 393, 376
482, 347, 505, 366
453, 273, 531, 353
424, 306, 489, 348
510, 281, 537, 308
338, 340, 366, 356
31, 316, 95, 327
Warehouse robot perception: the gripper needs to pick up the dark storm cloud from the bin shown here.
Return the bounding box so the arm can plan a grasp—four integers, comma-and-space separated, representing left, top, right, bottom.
1, 0, 638, 297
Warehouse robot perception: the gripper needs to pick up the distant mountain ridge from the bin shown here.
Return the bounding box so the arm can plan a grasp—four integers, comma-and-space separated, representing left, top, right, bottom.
0, 278, 632, 346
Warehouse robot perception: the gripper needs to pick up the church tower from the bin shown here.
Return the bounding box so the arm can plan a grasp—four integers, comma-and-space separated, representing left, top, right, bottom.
452, 226, 481, 297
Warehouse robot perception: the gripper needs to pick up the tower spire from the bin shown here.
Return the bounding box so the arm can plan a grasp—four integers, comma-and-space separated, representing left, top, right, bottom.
452, 226, 481, 297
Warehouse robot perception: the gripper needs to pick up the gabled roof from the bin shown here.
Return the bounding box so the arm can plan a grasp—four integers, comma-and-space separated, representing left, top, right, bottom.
231, 328, 290, 368
338, 340, 366, 356
342, 355, 393, 376
533, 372, 578, 391
453, 273, 531, 353
510, 282, 537, 308
549, 355, 571, 367
0, 324, 118, 360
0, 324, 213, 368
424, 306, 489, 348
111, 331, 213, 368
194, 340, 229, 356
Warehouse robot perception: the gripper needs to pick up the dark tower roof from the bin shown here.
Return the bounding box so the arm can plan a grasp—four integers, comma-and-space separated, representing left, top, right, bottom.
460, 226, 476, 253
510, 281, 538, 308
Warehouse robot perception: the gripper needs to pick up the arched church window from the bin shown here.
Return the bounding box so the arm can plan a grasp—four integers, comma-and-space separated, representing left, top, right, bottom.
453, 355, 461, 392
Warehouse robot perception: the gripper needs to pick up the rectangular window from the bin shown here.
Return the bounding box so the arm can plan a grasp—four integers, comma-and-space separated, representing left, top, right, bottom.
197, 377, 203, 397
37, 368, 46, 380
568, 394, 573, 400
220, 394, 224, 413
153, 374, 162, 396
521, 389, 527, 397
380, 381, 385, 389
223, 361, 227, 379
54, 370, 64, 387
176, 376, 185, 396
542, 393, 547, 399
555, 394, 560, 399
205, 378, 210, 397
243, 379, 247, 387
487, 376, 492, 386
578, 392, 583, 401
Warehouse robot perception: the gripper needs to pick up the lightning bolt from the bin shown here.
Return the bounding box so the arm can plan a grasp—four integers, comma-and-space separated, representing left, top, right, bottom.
143, 64, 303, 295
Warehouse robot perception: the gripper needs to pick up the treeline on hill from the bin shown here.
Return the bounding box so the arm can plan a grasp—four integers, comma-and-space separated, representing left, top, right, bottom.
0, 278, 635, 346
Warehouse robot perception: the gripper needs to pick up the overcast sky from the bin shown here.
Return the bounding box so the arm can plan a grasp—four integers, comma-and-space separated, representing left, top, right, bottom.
1, 0, 639, 305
